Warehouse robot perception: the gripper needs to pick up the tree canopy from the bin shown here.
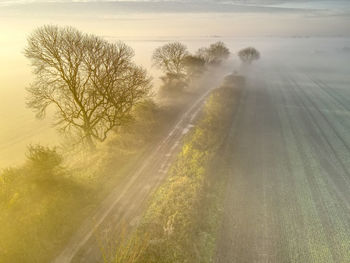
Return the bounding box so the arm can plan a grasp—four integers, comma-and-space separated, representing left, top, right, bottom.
25, 25, 151, 148
183, 55, 206, 79
152, 42, 189, 76
197, 41, 230, 65
238, 47, 260, 64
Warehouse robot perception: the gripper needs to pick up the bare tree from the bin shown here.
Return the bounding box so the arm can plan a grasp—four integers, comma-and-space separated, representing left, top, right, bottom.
152, 42, 189, 76
238, 47, 260, 64
25, 25, 151, 149
197, 41, 230, 65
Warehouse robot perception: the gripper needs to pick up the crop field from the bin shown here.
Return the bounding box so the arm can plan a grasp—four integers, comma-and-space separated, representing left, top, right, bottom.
216, 63, 350, 262
1, 1, 350, 262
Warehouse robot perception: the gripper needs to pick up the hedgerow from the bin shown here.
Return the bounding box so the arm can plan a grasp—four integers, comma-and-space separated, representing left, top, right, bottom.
110, 76, 243, 263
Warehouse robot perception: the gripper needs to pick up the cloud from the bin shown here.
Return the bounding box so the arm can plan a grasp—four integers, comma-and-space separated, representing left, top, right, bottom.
0, 0, 318, 13
1, 0, 349, 18
0, 0, 349, 37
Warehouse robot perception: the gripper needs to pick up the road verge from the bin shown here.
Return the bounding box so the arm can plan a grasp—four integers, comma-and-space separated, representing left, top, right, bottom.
106, 74, 244, 263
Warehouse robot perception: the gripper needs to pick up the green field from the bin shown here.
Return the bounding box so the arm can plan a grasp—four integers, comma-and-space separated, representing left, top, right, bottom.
216, 64, 350, 263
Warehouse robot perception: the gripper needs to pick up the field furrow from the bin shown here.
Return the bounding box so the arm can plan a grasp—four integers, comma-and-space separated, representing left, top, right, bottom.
216, 64, 350, 263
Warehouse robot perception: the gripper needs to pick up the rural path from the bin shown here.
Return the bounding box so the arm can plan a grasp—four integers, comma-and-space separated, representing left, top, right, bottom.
52, 67, 231, 263
216, 64, 350, 263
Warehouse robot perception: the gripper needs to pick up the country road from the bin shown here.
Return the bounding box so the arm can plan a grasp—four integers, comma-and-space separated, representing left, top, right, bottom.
216, 64, 350, 263
51, 67, 231, 263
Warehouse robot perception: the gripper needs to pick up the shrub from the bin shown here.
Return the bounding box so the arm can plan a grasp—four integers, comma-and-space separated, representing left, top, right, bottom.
108, 77, 244, 263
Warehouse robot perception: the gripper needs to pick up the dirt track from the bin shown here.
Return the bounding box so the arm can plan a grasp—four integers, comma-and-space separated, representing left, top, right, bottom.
51, 67, 232, 263
216, 65, 350, 263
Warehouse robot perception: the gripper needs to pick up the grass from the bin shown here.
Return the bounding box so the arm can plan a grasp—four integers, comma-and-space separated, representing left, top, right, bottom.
106, 76, 243, 263
0, 92, 200, 263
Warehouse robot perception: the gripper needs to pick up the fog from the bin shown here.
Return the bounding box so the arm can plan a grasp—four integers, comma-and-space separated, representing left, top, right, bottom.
1, 2, 350, 263
0, 0, 349, 167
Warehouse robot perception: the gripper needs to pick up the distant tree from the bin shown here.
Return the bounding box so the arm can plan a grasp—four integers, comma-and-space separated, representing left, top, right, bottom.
197, 41, 230, 65
152, 42, 189, 76
238, 47, 260, 64
25, 25, 151, 149
183, 55, 206, 79
152, 42, 190, 95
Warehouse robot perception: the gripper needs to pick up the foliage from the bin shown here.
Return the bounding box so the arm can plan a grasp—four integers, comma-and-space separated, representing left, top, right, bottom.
197, 42, 230, 65
1, 33, 222, 262
26, 145, 63, 173
238, 47, 260, 64
183, 55, 207, 80
25, 25, 151, 148
158, 74, 189, 95
109, 75, 243, 263
0, 145, 90, 263
154, 41, 230, 96
98, 224, 150, 263
0, 88, 192, 263
110, 99, 171, 150
152, 42, 191, 95
152, 42, 189, 76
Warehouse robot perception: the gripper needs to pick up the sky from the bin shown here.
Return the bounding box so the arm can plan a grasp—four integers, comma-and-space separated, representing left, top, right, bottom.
0, 0, 349, 38
0, 0, 349, 39
0, 0, 349, 9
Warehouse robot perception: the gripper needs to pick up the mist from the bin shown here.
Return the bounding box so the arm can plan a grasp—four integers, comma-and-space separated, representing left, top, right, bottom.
2, 34, 349, 167
1, 1, 350, 263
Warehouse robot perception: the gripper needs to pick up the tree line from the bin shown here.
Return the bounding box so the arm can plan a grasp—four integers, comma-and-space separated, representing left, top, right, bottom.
102, 74, 244, 263
25, 25, 260, 150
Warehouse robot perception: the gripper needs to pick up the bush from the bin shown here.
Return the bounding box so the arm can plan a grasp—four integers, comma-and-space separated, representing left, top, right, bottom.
108, 77, 244, 263
197, 42, 230, 65
0, 145, 90, 263
158, 73, 188, 96
26, 145, 62, 168
238, 47, 260, 64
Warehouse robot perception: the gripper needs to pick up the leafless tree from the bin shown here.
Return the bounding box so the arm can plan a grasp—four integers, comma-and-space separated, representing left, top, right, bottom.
152, 42, 189, 76
238, 47, 260, 64
197, 41, 230, 65
25, 25, 151, 149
